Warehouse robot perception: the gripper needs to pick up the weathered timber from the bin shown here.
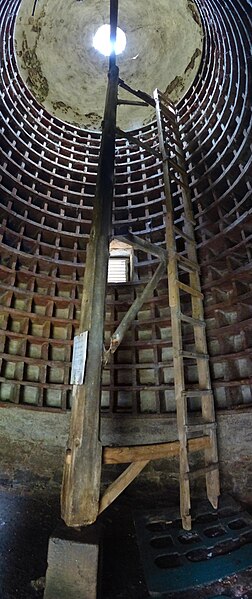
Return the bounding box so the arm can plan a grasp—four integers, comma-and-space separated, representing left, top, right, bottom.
115, 232, 167, 260
61, 1, 119, 527
108, 260, 166, 354
103, 436, 211, 464
117, 99, 149, 107
99, 461, 149, 514
154, 88, 192, 530
174, 116, 220, 512
116, 127, 160, 159
118, 78, 156, 107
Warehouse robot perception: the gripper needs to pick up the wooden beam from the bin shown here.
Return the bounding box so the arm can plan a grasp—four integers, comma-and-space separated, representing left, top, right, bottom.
117, 99, 149, 107
116, 127, 160, 159
103, 436, 211, 464
99, 461, 149, 514
108, 260, 166, 354
109, 0, 118, 70
118, 78, 155, 107
115, 232, 167, 260
61, 4, 119, 527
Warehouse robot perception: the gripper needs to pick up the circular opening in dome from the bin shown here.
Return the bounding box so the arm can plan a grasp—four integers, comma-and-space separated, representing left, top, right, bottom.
93, 24, 126, 56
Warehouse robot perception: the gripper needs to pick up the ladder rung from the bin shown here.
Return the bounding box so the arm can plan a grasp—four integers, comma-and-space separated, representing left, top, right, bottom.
160, 103, 178, 126
164, 142, 183, 160
171, 173, 189, 190
158, 91, 176, 110
180, 351, 209, 360
182, 213, 196, 226
177, 255, 200, 273
116, 128, 160, 160
180, 314, 206, 327
174, 227, 196, 244
164, 128, 183, 151
182, 389, 212, 397
168, 157, 187, 178
183, 464, 219, 481
177, 281, 203, 298
185, 421, 217, 432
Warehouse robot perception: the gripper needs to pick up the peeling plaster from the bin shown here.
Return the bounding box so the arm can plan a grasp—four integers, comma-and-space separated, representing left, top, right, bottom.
15, 0, 203, 130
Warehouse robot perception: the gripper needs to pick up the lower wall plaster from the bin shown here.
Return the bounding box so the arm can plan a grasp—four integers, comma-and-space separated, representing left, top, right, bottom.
0, 407, 251, 504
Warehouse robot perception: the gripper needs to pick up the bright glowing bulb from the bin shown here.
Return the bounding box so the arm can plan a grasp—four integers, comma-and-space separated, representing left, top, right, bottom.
93, 24, 126, 56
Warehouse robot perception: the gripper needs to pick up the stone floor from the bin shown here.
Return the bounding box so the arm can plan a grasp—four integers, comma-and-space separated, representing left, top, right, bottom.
0, 486, 252, 599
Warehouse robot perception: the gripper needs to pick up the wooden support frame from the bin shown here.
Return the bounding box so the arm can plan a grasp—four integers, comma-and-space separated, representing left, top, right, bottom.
99, 436, 211, 513
117, 99, 149, 107
61, 64, 220, 528
61, 1, 119, 528
103, 436, 211, 464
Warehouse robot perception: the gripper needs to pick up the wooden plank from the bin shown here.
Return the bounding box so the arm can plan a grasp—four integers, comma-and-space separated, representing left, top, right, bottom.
99, 461, 149, 514
115, 232, 167, 260
103, 436, 211, 464
177, 280, 204, 299
174, 226, 195, 244
157, 89, 176, 110
108, 260, 166, 354
116, 127, 160, 159
183, 463, 219, 481
168, 157, 187, 176
180, 350, 209, 360
61, 29, 119, 527
109, 0, 118, 69
170, 173, 189, 189
117, 99, 149, 107
177, 254, 200, 273
118, 78, 155, 107
180, 313, 206, 327
153, 88, 191, 531
182, 389, 212, 397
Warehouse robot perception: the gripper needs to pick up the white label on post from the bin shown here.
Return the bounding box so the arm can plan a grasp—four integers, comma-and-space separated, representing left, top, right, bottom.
70, 331, 89, 385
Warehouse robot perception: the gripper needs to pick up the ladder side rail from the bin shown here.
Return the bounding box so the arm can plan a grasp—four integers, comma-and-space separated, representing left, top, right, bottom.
153, 88, 192, 530
171, 106, 220, 509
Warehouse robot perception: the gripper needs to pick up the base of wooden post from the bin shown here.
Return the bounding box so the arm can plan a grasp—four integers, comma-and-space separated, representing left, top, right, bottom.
44, 521, 102, 599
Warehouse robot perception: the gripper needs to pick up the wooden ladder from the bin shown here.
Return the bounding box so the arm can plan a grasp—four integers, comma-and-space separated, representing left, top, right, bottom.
154, 88, 220, 529
62, 76, 220, 531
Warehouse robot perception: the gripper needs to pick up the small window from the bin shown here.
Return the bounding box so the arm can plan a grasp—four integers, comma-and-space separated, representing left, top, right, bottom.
108, 241, 133, 283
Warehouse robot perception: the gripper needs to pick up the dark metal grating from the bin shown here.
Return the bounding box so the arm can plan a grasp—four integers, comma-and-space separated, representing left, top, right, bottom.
134, 496, 252, 595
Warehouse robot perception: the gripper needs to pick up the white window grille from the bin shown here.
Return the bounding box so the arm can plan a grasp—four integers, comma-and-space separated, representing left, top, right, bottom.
107, 246, 132, 283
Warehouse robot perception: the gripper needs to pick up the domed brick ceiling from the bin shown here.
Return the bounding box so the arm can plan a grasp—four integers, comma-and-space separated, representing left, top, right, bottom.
14, 0, 203, 130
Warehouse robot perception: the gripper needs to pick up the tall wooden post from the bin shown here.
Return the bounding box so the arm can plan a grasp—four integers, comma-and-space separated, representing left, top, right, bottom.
61, 1, 119, 527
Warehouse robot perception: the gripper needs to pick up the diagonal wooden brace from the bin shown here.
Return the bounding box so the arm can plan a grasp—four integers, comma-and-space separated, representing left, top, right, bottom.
105, 260, 166, 358
114, 232, 167, 260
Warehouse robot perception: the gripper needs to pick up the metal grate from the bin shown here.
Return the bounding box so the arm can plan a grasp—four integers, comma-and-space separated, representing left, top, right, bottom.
134, 496, 252, 595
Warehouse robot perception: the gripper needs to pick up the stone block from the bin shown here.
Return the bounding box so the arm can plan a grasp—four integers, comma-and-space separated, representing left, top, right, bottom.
44, 520, 102, 599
